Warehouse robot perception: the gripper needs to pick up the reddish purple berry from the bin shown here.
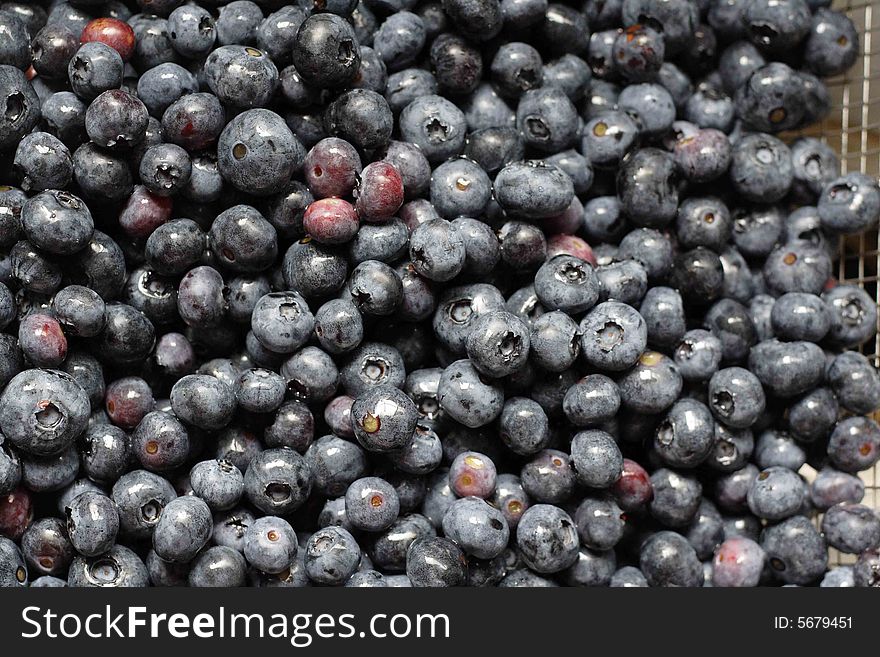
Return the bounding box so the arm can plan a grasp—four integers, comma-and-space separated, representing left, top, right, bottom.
119, 186, 173, 239
106, 376, 156, 430
355, 161, 404, 223
450, 451, 497, 498
18, 313, 67, 367
303, 198, 360, 245
0, 488, 32, 541
303, 137, 362, 199
611, 458, 654, 512
712, 537, 766, 587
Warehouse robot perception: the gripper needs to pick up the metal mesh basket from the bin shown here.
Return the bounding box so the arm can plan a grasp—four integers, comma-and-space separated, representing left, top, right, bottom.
790, 0, 879, 563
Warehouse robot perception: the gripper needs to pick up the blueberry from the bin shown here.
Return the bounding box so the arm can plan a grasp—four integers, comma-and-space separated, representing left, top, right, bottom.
406, 535, 467, 587
743, 0, 811, 55
67, 544, 148, 588
465, 310, 530, 378
581, 110, 639, 169
442, 496, 509, 559
618, 351, 682, 414
639, 531, 704, 587
747, 467, 807, 521
351, 385, 418, 452
516, 504, 579, 573
708, 367, 765, 429
21, 190, 94, 256
754, 430, 806, 471
827, 351, 879, 415
769, 292, 829, 342
827, 416, 880, 474
399, 94, 466, 164
152, 495, 212, 563
21, 517, 73, 578
821, 503, 880, 554
438, 359, 504, 428
854, 549, 880, 587
579, 301, 647, 372
65, 490, 119, 557
612, 24, 665, 82
340, 341, 406, 394
218, 109, 304, 197
748, 339, 824, 399
570, 430, 623, 489
189, 460, 244, 512
521, 449, 576, 503
804, 8, 859, 77
712, 537, 765, 587
170, 375, 235, 431
822, 284, 877, 348
187, 545, 246, 587
610, 566, 648, 587
761, 515, 827, 585
0, 369, 90, 457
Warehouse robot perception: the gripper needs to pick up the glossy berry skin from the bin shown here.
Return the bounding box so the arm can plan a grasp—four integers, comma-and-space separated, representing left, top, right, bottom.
244, 516, 297, 574
250, 292, 313, 356
170, 375, 234, 431
438, 360, 504, 428
119, 186, 173, 240
578, 301, 647, 372
110, 469, 176, 540
821, 503, 880, 554
80, 18, 136, 62
449, 451, 497, 499
204, 46, 278, 109
747, 467, 808, 521
218, 109, 305, 197
747, 339, 824, 398
818, 173, 880, 235
804, 8, 859, 77
355, 161, 404, 224
131, 410, 189, 473
244, 448, 312, 516
399, 94, 466, 164
304, 526, 361, 586
303, 137, 362, 199
761, 515, 828, 585
292, 14, 360, 89
105, 377, 154, 431
617, 351, 682, 414
0, 369, 90, 458
21, 517, 73, 578
152, 496, 213, 564
708, 367, 766, 429
521, 450, 576, 504
712, 537, 765, 587
516, 504, 579, 574
190, 460, 244, 512
18, 313, 67, 368
640, 531, 704, 587
189, 546, 246, 587
65, 490, 119, 557
306, 435, 366, 497
442, 496, 509, 559
351, 385, 418, 453
823, 284, 878, 349
21, 190, 93, 256
67, 544, 148, 588
345, 477, 400, 532
612, 24, 664, 82
406, 536, 467, 587
827, 416, 880, 474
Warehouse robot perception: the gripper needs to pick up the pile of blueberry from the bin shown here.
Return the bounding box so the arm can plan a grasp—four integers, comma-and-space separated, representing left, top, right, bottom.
0, 0, 878, 589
